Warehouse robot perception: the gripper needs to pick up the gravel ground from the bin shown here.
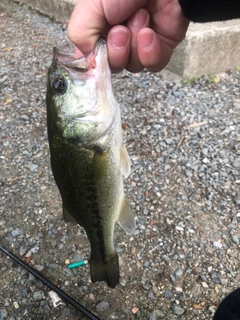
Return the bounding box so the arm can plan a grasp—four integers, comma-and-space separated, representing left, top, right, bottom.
0, 1, 240, 319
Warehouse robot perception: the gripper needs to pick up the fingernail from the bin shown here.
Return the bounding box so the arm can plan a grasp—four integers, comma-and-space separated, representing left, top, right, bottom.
109, 29, 128, 49
139, 31, 153, 49
130, 9, 148, 28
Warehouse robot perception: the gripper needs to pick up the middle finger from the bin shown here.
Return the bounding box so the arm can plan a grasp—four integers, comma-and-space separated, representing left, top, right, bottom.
126, 8, 150, 73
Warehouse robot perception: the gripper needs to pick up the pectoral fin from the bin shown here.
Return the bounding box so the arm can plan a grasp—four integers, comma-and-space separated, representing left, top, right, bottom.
63, 205, 77, 224
117, 198, 135, 234
120, 144, 131, 178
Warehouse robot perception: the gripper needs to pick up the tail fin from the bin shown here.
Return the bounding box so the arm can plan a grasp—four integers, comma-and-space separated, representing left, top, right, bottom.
90, 252, 119, 288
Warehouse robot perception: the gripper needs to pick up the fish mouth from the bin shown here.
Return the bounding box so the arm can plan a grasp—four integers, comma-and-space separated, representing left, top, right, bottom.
52, 37, 108, 81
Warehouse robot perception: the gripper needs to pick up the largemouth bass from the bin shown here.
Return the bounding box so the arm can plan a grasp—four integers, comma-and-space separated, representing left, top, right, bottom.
46, 38, 135, 288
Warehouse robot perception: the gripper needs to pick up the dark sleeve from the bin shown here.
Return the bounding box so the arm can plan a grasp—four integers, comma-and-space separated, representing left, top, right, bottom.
178, 0, 240, 22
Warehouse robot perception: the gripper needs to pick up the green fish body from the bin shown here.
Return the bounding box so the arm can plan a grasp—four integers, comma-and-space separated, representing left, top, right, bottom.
46, 38, 135, 288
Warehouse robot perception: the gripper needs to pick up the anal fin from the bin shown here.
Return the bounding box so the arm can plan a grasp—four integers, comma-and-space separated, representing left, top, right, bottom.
63, 205, 77, 224
117, 198, 135, 234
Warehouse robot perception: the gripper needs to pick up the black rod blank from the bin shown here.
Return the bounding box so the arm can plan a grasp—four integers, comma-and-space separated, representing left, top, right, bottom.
0, 245, 101, 320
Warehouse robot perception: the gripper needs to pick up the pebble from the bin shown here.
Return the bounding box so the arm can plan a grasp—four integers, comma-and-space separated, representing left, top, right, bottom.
235, 193, 240, 205
175, 268, 183, 277
13, 302, 19, 309
149, 310, 165, 320
33, 290, 45, 301
148, 290, 154, 299
165, 138, 173, 145
62, 268, 73, 277
11, 228, 24, 237
120, 279, 127, 287
71, 253, 83, 262
96, 301, 111, 311
0, 309, 8, 320
162, 255, 171, 264
28, 163, 38, 172
34, 265, 44, 272
60, 308, 71, 318
172, 303, 185, 315
231, 234, 239, 245
202, 282, 209, 288
164, 289, 173, 299
19, 246, 27, 256
20, 287, 30, 298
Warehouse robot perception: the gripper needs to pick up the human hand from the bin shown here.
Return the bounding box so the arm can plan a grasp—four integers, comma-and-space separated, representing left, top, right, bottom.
67, 0, 190, 73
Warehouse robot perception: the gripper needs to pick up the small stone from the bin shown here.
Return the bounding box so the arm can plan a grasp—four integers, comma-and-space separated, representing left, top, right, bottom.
33, 290, 45, 301
175, 268, 183, 277
172, 303, 185, 315
31, 246, 39, 253
176, 225, 184, 231
148, 290, 154, 299
34, 265, 44, 272
202, 282, 209, 288
28, 163, 38, 172
178, 291, 185, 301
149, 310, 165, 320
170, 274, 176, 283
144, 261, 150, 267
185, 170, 192, 177
162, 255, 171, 264
44, 304, 51, 313
0, 309, 8, 320
213, 240, 222, 249
11, 228, 24, 237
202, 158, 209, 164
231, 234, 239, 245
62, 268, 73, 277
132, 307, 139, 314
21, 287, 30, 298
164, 289, 173, 299
201, 274, 207, 282
71, 253, 83, 262
13, 302, 19, 309
165, 138, 173, 145
96, 301, 110, 311
235, 194, 240, 205
201, 148, 208, 156
20, 115, 29, 121
131, 246, 136, 255
34, 202, 41, 207
209, 306, 217, 314
120, 279, 126, 287
60, 308, 71, 318
219, 277, 228, 286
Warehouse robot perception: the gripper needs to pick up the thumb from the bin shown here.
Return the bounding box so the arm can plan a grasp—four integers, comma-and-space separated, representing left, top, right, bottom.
67, 1, 106, 54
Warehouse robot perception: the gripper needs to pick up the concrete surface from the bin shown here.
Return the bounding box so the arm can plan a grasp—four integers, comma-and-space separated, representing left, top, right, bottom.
18, 0, 240, 78
168, 20, 240, 78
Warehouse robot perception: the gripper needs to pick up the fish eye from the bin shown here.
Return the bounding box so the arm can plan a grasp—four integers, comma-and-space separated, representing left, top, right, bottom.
52, 77, 67, 95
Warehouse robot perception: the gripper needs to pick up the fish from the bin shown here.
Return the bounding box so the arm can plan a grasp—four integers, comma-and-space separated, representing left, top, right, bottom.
46, 37, 135, 288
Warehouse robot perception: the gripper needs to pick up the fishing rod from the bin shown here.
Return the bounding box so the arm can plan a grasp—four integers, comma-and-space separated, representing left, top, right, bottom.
0, 245, 101, 320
